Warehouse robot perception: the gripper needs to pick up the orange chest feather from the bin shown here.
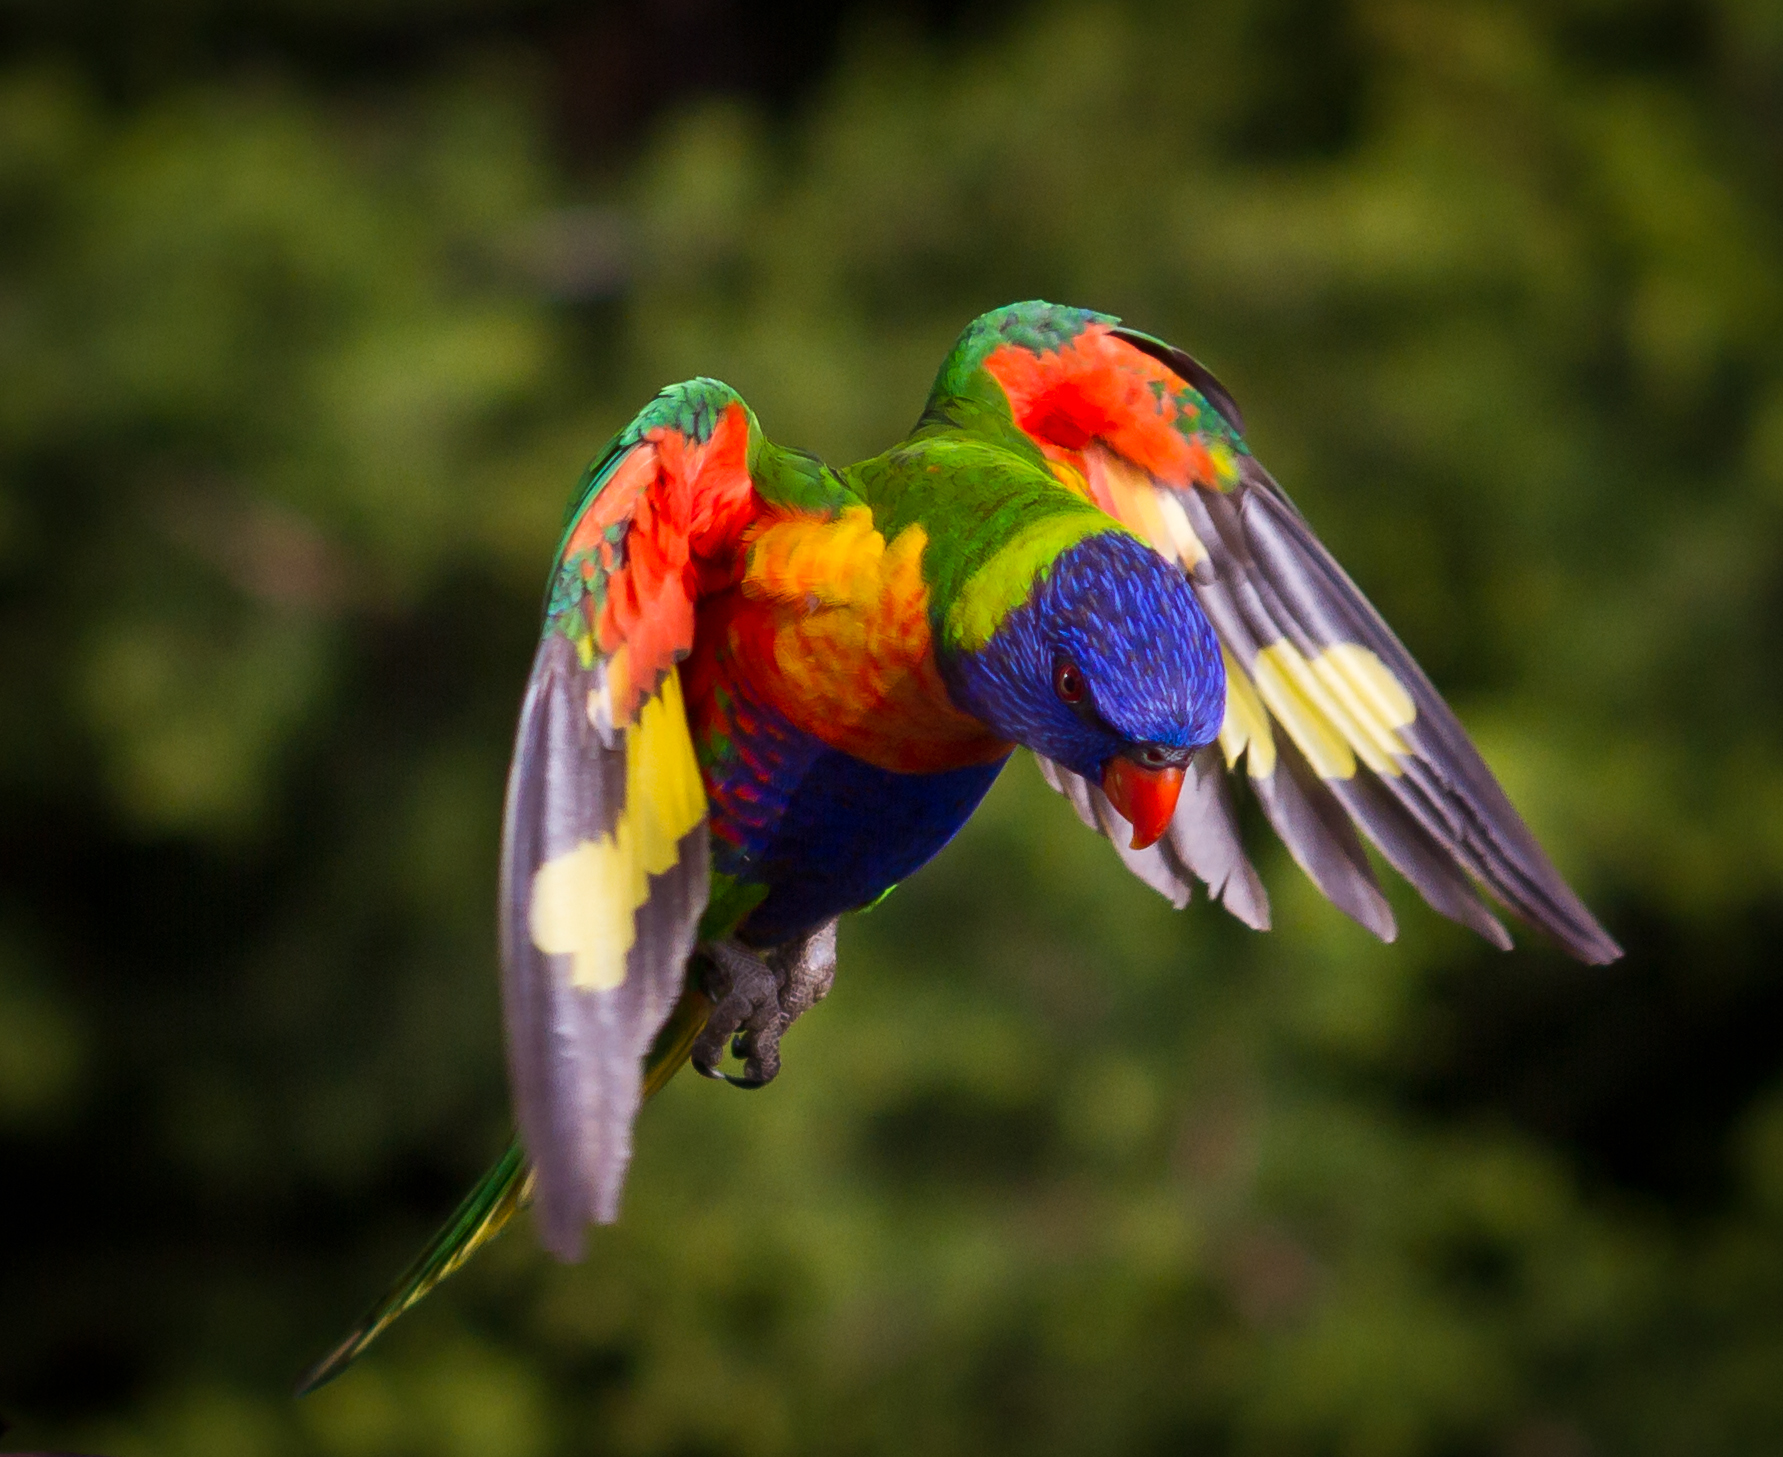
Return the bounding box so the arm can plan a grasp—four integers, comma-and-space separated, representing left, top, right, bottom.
711, 507, 1009, 774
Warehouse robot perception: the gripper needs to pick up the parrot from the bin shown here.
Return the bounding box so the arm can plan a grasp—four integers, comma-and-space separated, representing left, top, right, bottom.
297, 300, 1620, 1391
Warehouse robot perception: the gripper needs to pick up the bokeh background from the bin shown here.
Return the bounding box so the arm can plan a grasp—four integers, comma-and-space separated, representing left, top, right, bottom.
4, 0, 1783, 1452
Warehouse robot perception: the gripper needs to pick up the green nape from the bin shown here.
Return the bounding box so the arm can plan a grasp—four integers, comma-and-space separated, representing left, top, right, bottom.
295, 982, 715, 1395
944, 509, 1122, 650
848, 433, 1127, 651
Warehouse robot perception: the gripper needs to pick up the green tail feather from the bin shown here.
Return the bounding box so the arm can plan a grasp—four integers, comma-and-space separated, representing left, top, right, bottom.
295, 1138, 533, 1394
296, 982, 713, 1395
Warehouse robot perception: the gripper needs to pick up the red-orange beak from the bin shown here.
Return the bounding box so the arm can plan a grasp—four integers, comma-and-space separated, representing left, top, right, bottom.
1101, 757, 1185, 850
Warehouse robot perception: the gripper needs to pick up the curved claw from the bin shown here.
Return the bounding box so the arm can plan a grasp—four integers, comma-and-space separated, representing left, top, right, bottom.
692, 1053, 766, 1090
690, 927, 836, 1094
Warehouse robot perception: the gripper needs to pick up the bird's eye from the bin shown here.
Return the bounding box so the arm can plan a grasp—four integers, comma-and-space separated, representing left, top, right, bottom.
1139, 745, 1170, 768
1053, 660, 1085, 703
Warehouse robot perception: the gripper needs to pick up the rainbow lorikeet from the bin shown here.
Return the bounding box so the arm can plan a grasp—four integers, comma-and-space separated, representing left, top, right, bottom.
299, 301, 1619, 1389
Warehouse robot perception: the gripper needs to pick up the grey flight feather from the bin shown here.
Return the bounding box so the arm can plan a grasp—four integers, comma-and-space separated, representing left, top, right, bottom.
1173, 461, 1619, 964
1035, 751, 1270, 930
500, 634, 708, 1259
1247, 729, 1397, 943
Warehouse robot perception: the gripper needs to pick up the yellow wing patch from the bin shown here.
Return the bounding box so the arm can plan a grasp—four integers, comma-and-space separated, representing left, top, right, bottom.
1249, 640, 1416, 780
528, 668, 706, 991
1218, 647, 1277, 778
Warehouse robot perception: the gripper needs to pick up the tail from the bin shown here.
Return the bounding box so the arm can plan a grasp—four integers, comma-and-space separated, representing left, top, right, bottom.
296, 981, 713, 1394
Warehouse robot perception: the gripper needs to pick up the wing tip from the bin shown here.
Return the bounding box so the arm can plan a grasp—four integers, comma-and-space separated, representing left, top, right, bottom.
1204, 855, 1271, 931
1555, 921, 1623, 966
1222, 881, 1272, 932
1356, 890, 1398, 945
532, 1177, 593, 1263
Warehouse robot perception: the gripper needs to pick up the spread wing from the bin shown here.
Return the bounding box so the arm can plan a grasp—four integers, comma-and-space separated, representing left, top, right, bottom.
502, 378, 764, 1258
992, 321, 1619, 964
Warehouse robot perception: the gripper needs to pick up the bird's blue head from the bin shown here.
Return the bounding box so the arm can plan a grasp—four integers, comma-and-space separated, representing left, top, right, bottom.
940, 529, 1225, 847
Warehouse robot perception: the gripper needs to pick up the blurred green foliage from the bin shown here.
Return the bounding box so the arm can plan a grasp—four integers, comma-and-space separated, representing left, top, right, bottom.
4, 1, 1783, 1453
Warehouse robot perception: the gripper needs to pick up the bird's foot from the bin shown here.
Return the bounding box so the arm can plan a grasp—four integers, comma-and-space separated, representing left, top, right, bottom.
692, 921, 838, 1088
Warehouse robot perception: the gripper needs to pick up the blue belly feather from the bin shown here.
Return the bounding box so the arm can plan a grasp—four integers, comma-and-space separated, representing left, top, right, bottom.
704, 699, 1007, 946
735, 747, 1007, 945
